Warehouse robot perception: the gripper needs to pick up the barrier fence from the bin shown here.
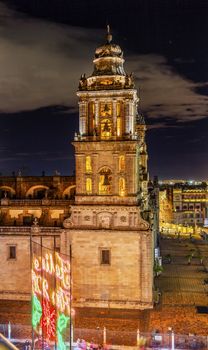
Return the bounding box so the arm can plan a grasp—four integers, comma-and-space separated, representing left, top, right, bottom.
0, 324, 208, 349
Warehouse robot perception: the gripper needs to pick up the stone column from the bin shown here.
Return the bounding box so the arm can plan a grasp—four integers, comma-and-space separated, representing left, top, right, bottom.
112, 99, 117, 135
124, 99, 130, 134
94, 100, 99, 129
126, 153, 135, 194
79, 101, 87, 135
113, 152, 118, 194
138, 233, 142, 300
75, 154, 84, 195
92, 153, 98, 194
129, 101, 134, 134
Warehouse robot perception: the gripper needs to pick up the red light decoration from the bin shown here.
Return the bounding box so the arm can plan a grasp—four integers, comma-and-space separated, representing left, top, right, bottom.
41, 299, 56, 341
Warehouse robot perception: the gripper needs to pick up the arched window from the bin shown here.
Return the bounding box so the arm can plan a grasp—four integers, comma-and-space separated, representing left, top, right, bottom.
98, 167, 112, 195
119, 177, 126, 196
86, 178, 92, 194
119, 155, 125, 172
86, 156, 92, 173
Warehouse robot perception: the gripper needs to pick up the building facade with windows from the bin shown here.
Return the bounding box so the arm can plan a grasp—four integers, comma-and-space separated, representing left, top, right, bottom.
159, 181, 208, 228
0, 29, 153, 309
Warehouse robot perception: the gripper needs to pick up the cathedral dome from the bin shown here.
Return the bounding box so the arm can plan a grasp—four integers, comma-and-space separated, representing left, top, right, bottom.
94, 25, 123, 59
94, 43, 123, 59
92, 26, 126, 76
78, 26, 135, 91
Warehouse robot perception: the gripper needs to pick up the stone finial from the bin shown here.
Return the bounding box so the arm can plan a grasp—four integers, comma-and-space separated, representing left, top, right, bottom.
106, 24, 112, 43
33, 217, 39, 226
31, 217, 40, 234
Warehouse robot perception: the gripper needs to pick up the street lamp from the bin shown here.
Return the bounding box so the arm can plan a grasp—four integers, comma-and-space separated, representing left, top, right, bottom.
168, 327, 174, 350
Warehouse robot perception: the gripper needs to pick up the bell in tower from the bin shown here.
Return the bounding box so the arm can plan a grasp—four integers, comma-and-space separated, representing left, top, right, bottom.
102, 173, 111, 186
103, 120, 111, 132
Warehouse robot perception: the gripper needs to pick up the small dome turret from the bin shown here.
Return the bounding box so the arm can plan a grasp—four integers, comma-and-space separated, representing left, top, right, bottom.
78, 26, 135, 91
92, 25, 126, 77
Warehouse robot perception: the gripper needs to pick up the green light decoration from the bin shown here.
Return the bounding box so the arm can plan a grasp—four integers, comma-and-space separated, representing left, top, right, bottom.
32, 294, 42, 329
57, 331, 67, 350
57, 313, 70, 333
57, 313, 70, 350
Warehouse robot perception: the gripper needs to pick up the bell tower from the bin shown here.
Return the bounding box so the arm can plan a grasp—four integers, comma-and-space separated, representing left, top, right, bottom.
74, 26, 148, 206
63, 28, 153, 310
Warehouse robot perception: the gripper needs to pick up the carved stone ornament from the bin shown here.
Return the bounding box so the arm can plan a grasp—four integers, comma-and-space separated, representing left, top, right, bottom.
120, 216, 127, 222
63, 217, 74, 228
31, 217, 40, 234
97, 212, 112, 229
137, 217, 150, 231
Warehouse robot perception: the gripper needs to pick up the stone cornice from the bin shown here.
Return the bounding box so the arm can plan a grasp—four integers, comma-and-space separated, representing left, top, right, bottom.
72, 141, 139, 152
77, 89, 137, 99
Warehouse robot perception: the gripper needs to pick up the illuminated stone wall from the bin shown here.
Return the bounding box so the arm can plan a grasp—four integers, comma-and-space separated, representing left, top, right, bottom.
63, 30, 153, 310
0, 175, 75, 199
0, 234, 31, 300
0, 205, 70, 227
62, 219, 153, 309
0, 228, 61, 300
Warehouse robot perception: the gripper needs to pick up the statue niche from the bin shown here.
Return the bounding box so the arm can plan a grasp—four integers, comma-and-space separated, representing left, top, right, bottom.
97, 212, 112, 229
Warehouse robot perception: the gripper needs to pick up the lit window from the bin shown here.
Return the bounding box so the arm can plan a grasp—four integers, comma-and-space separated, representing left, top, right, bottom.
86, 178, 92, 194
9, 246, 16, 259
119, 155, 125, 171
86, 156, 92, 173
119, 177, 126, 196
100, 249, 110, 265
117, 117, 121, 136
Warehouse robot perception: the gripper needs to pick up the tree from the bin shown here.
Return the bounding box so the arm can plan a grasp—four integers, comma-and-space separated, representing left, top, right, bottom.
197, 253, 204, 265
154, 259, 163, 276
186, 254, 193, 265
164, 254, 172, 263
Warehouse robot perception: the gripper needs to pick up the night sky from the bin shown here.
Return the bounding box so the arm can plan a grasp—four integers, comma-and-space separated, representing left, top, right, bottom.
0, 0, 208, 179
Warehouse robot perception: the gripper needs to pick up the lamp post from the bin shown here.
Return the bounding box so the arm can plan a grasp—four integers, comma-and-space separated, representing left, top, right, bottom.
171, 330, 175, 350
167, 328, 175, 350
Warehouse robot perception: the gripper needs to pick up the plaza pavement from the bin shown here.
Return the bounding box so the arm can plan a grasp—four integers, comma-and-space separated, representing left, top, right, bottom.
0, 237, 208, 340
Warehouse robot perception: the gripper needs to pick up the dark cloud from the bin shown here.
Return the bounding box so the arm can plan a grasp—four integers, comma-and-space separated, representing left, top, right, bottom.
0, 2, 207, 129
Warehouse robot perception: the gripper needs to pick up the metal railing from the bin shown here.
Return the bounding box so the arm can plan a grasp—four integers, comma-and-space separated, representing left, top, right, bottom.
0, 324, 208, 349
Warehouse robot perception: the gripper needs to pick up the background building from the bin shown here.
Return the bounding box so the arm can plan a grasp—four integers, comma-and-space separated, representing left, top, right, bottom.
159, 180, 208, 231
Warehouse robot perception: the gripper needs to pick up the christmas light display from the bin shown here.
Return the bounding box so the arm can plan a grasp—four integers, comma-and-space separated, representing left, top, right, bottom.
41, 299, 56, 341
31, 243, 71, 350
32, 294, 42, 329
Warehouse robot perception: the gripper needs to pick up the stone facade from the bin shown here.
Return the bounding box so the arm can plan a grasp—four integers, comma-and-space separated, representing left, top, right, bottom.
65, 229, 152, 309
0, 28, 153, 310
62, 28, 153, 309
0, 175, 75, 227
0, 225, 61, 300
